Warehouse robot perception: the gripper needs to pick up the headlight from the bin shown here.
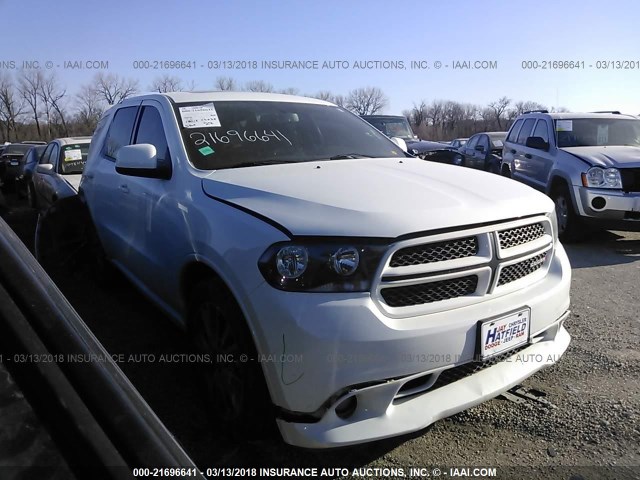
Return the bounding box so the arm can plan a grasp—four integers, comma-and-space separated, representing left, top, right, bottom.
259, 241, 387, 292
276, 246, 308, 279
582, 167, 622, 189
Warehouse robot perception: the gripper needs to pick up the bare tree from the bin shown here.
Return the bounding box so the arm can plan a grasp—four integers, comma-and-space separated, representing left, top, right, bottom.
509, 100, 547, 120
243, 80, 274, 93
345, 86, 388, 115
93, 73, 139, 105
313, 90, 334, 102
0, 72, 25, 141
149, 74, 183, 93
18, 69, 44, 138
214, 76, 237, 91
488, 96, 511, 130
332, 94, 346, 107
279, 87, 299, 95
75, 84, 105, 134
40, 72, 69, 137
410, 100, 427, 127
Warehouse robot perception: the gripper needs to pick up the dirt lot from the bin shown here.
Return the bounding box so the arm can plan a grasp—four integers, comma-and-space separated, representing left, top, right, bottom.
1, 191, 639, 480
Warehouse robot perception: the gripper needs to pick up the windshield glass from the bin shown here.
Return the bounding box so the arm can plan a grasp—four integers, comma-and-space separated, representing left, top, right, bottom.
362, 116, 415, 140
58, 143, 90, 174
176, 102, 405, 170
555, 118, 640, 147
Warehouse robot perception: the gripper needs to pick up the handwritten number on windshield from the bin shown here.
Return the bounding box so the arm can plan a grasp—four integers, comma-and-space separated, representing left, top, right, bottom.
190, 130, 293, 147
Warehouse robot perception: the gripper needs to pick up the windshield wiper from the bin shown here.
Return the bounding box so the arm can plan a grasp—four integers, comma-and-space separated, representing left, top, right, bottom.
328, 153, 373, 160
224, 160, 290, 169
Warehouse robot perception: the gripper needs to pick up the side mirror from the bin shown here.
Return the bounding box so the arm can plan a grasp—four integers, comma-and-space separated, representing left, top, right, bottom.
115, 144, 171, 179
525, 136, 550, 151
390, 137, 408, 153
37, 163, 54, 173
475, 145, 485, 152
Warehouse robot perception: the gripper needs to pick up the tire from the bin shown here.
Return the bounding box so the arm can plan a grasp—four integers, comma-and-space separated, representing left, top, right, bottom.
501, 165, 512, 178
188, 279, 273, 438
552, 184, 584, 242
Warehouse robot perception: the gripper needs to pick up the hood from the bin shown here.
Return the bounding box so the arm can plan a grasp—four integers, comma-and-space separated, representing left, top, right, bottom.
63, 174, 82, 193
201, 158, 552, 238
562, 146, 640, 168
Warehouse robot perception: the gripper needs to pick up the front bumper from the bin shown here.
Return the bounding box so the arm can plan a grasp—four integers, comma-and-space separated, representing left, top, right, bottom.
575, 186, 640, 229
278, 317, 569, 448
246, 241, 571, 447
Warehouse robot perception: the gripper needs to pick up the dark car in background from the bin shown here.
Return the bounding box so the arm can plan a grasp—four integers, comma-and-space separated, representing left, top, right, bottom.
15, 145, 46, 205
361, 115, 459, 162
0, 143, 34, 188
457, 132, 507, 173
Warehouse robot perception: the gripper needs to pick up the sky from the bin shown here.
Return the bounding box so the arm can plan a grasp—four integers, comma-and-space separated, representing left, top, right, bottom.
2, 0, 640, 114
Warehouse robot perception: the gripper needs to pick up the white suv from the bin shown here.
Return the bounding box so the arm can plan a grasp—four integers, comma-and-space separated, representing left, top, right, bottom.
80, 92, 571, 448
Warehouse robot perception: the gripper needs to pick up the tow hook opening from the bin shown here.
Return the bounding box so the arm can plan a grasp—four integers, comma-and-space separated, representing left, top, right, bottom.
335, 395, 358, 419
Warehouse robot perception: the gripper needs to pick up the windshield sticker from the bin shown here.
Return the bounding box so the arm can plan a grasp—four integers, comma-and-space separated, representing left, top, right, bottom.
199, 146, 215, 156
63, 149, 83, 161
179, 103, 221, 129
556, 120, 573, 132
189, 130, 293, 147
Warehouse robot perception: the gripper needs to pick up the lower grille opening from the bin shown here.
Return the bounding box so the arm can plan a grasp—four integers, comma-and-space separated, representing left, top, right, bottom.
394, 344, 530, 404
381, 275, 478, 307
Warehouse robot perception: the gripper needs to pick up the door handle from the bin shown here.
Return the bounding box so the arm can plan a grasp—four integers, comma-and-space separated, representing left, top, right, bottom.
510, 149, 516, 154
119, 184, 130, 194
524, 153, 532, 159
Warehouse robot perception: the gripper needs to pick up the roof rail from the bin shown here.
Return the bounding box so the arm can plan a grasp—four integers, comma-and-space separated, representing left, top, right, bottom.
590, 110, 621, 114
523, 109, 549, 114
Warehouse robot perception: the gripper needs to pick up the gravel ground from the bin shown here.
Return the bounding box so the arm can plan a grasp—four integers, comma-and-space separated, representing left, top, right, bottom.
1, 192, 639, 480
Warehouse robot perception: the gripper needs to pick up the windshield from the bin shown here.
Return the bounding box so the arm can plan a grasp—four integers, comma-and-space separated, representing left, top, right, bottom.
2, 144, 32, 157
362, 116, 415, 140
176, 102, 405, 170
58, 143, 90, 174
555, 118, 640, 147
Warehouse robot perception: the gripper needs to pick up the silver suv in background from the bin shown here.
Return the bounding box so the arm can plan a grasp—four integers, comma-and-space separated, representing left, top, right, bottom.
501, 110, 640, 241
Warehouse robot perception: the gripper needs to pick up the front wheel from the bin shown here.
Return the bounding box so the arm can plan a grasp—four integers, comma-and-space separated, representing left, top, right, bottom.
552, 185, 584, 242
188, 280, 273, 437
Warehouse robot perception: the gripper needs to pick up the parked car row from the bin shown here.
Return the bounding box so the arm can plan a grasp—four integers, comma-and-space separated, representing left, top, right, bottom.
24, 92, 572, 449
1, 137, 91, 209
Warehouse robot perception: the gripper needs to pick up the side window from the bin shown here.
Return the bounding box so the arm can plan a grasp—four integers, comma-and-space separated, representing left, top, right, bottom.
479, 135, 490, 151
40, 144, 54, 164
466, 135, 479, 150
507, 119, 523, 142
104, 106, 138, 160
134, 106, 170, 162
532, 119, 550, 143
516, 118, 536, 144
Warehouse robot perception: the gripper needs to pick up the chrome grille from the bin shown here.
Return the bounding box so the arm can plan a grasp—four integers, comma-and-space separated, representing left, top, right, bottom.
498, 223, 545, 249
390, 236, 478, 267
381, 275, 478, 307
498, 252, 547, 286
